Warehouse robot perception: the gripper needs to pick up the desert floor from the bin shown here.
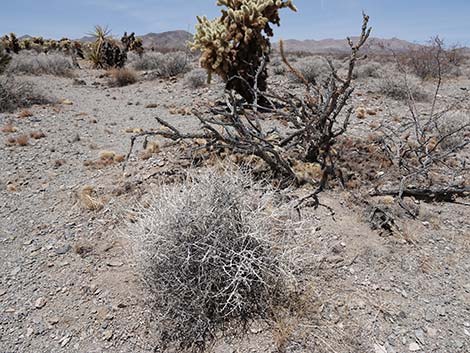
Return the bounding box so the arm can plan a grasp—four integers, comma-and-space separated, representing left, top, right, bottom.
0, 61, 469, 353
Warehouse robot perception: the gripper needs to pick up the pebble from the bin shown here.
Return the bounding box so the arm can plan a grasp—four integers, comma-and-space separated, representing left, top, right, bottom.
409, 342, 421, 351
426, 327, 437, 337
106, 260, 124, 267
55, 244, 71, 255
34, 297, 47, 309
373, 343, 387, 353
102, 329, 113, 341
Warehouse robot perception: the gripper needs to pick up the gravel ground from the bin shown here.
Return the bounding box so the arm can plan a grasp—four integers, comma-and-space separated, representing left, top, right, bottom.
0, 63, 469, 353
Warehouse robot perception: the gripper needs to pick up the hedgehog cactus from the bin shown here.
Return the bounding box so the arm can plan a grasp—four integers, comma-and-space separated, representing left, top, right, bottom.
191, 0, 296, 103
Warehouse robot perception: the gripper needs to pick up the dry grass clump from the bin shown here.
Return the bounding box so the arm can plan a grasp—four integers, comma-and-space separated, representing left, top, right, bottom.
107, 67, 138, 87
184, 69, 207, 89
6, 134, 30, 146
377, 74, 428, 101
0, 76, 51, 113
129, 51, 190, 77
18, 109, 33, 118
1, 122, 17, 133
78, 186, 104, 211
129, 170, 305, 351
6, 51, 74, 77
30, 130, 46, 139
84, 150, 126, 168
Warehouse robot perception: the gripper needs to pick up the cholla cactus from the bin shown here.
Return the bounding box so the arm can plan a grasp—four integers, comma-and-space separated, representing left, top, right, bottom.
1, 33, 20, 54
121, 32, 144, 56
88, 26, 126, 69
0, 43, 11, 74
191, 0, 296, 103
20, 39, 31, 50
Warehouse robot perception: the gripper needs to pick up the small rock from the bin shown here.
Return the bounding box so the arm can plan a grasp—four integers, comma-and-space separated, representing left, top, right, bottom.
106, 260, 124, 268
55, 244, 71, 255
464, 328, 470, 337
60, 335, 72, 347
35, 297, 47, 309
426, 327, 437, 337
409, 342, 421, 351
374, 343, 387, 353
61, 99, 73, 105
102, 329, 113, 341
26, 328, 34, 337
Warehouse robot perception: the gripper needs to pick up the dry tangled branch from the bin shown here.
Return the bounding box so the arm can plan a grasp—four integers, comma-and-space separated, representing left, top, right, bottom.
374, 47, 470, 212
128, 170, 307, 352
126, 13, 371, 207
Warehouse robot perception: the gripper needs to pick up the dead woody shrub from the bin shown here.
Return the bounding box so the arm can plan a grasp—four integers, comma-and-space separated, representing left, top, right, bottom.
128, 13, 372, 207
374, 56, 470, 212
129, 170, 305, 351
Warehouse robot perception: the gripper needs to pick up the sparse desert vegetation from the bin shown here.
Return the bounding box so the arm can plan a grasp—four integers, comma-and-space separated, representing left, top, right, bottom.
1, 2, 469, 353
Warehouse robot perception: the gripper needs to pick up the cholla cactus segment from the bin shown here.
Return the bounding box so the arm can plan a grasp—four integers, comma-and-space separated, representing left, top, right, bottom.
192, 0, 296, 84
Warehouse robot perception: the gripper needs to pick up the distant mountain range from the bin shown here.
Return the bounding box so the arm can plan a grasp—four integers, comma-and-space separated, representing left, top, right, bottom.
77, 30, 193, 51
17, 30, 455, 53
274, 36, 422, 53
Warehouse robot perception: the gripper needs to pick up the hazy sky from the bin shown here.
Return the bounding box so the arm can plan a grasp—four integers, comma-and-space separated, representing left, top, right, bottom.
1, 0, 469, 44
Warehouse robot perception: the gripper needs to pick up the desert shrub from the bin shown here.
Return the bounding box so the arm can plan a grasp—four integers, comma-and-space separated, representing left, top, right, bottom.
184, 69, 207, 88
289, 56, 331, 84
437, 111, 470, 151
6, 51, 73, 76
377, 75, 427, 101
128, 52, 164, 70
129, 170, 303, 351
156, 51, 190, 78
271, 57, 286, 75
354, 61, 382, 78
108, 67, 138, 87
0, 76, 51, 112
130, 51, 190, 77
402, 37, 464, 80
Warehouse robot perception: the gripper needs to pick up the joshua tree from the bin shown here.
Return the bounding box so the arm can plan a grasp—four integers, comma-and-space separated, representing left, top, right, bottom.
191, 0, 297, 104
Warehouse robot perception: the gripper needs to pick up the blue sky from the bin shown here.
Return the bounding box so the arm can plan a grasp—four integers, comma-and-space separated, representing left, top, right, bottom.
1, 0, 469, 44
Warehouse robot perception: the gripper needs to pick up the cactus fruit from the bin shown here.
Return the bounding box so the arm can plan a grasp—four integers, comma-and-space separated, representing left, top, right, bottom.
191, 0, 296, 103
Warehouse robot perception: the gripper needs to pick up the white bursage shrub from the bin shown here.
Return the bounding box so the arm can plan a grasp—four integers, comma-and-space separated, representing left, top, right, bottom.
129, 51, 190, 77
0, 76, 51, 112
184, 69, 207, 88
129, 169, 306, 351
6, 51, 73, 76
